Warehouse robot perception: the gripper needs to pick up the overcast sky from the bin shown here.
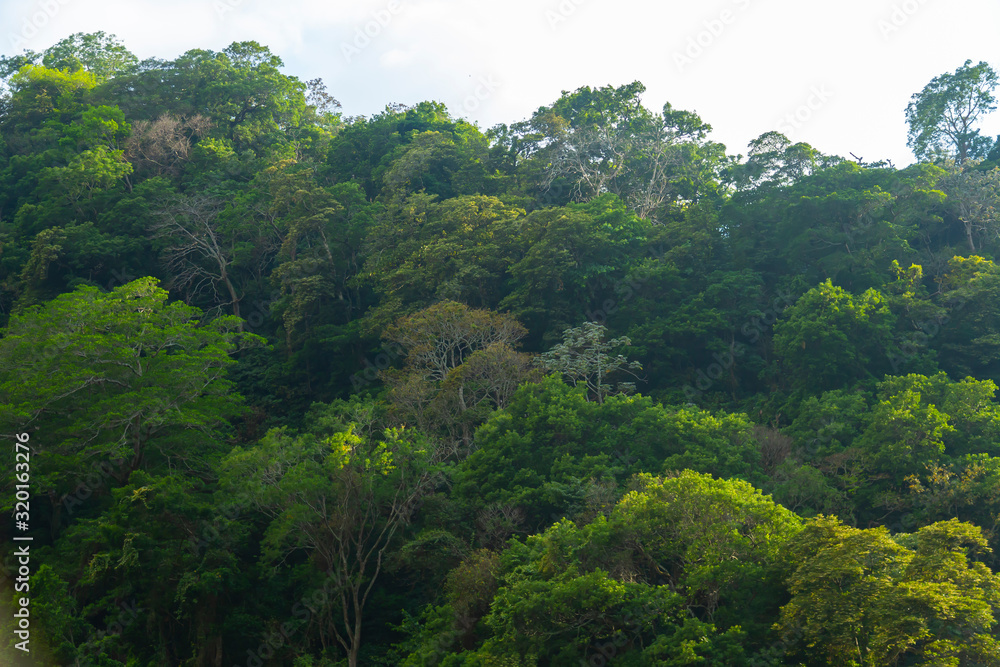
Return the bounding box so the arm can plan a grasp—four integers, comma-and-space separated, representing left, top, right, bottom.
3, 0, 999, 167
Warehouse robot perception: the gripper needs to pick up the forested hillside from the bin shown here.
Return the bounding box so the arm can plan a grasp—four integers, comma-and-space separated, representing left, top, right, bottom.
4, 33, 1000, 666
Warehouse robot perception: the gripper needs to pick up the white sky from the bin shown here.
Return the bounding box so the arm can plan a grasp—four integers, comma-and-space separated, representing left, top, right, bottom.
3, 0, 1000, 167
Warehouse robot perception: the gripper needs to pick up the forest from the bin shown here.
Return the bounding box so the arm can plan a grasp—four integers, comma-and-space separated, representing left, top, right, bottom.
3, 31, 1000, 667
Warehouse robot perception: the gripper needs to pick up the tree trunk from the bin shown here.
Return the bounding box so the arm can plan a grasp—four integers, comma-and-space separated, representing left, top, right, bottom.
348, 612, 362, 667
222, 270, 242, 326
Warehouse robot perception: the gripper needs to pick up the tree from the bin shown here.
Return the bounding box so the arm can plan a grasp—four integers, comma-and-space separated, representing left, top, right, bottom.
151, 189, 282, 323
777, 516, 1000, 665
97, 41, 310, 156
124, 112, 212, 181
499, 194, 648, 345
727, 131, 837, 194
263, 166, 373, 345
773, 281, 896, 393
483, 548, 684, 664
222, 416, 442, 667
384, 301, 528, 383
325, 101, 489, 200
454, 376, 765, 532
360, 195, 524, 326
0, 277, 263, 534
615, 472, 803, 626
195, 41, 308, 152
539, 321, 641, 403
27, 470, 252, 666
41, 32, 138, 82
429, 471, 799, 665
906, 60, 999, 162
857, 373, 1000, 477
152, 193, 244, 319
938, 160, 1000, 252
381, 301, 537, 448
513, 82, 725, 220
937, 255, 1000, 382
36, 143, 133, 216
378, 130, 491, 204
856, 378, 955, 484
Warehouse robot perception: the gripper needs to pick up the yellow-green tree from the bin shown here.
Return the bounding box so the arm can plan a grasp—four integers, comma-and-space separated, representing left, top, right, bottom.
778, 515, 1000, 665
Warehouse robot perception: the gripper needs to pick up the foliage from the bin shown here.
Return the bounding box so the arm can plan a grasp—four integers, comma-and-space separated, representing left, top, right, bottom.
0, 277, 263, 518
538, 321, 642, 403
5, 33, 1000, 667
906, 59, 999, 162
778, 515, 1000, 666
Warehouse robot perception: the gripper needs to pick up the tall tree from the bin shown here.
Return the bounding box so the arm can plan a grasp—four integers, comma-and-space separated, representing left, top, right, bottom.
513, 82, 725, 220
151, 190, 282, 323
538, 321, 642, 403
906, 60, 999, 162
0, 277, 262, 534
938, 160, 1000, 252
381, 301, 536, 448
773, 280, 897, 393
778, 516, 1000, 665
41, 32, 138, 82
222, 416, 442, 667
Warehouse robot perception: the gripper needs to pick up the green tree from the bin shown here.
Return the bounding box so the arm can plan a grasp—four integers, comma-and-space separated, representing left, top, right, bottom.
0, 277, 263, 532
938, 160, 1000, 253
937, 255, 1000, 382
500, 194, 648, 345
511, 81, 726, 220
778, 515, 1000, 666
539, 321, 641, 403
360, 194, 524, 328
222, 417, 442, 667
381, 301, 536, 448
455, 376, 765, 532
773, 280, 896, 393
906, 59, 999, 162
727, 131, 831, 193
614, 472, 803, 627
27, 471, 250, 665
41, 32, 138, 82
432, 472, 798, 665
857, 378, 955, 483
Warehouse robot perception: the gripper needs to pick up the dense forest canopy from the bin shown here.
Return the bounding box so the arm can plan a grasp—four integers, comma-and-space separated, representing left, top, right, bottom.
3, 33, 1000, 666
